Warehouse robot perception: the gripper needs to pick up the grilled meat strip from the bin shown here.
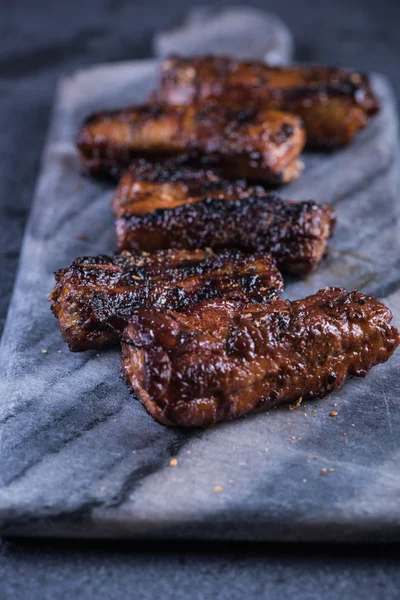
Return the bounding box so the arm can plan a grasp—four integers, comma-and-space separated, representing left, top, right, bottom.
112, 158, 247, 218
50, 249, 283, 351
77, 102, 305, 183
116, 194, 336, 276
121, 288, 399, 428
157, 56, 380, 148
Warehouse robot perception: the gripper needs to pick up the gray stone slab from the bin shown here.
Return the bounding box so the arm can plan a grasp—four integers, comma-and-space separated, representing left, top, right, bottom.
0, 59, 399, 541
153, 5, 293, 64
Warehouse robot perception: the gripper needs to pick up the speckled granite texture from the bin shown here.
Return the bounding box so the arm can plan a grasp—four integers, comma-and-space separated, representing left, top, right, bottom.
0, 57, 399, 541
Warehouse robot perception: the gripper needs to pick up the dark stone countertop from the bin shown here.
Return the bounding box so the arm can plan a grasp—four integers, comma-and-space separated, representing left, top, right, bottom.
1, 0, 400, 597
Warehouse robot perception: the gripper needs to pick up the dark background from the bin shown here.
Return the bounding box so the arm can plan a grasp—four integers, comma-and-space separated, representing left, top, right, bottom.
1, 0, 400, 597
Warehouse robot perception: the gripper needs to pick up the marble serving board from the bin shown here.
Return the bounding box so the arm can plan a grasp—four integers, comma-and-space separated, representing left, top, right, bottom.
1, 58, 400, 541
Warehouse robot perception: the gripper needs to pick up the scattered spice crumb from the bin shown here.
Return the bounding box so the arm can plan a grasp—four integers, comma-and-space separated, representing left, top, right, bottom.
320, 468, 328, 476
214, 486, 223, 493
345, 439, 349, 444
289, 396, 303, 410
329, 468, 335, 472
313, 456, 319, 460
329, 411, 338, 417
75, 183, 83, 191
343, 432, 347, 436
169, 458, 178, 467
75, 234, 88, 241
41, 349, 47, 354
351, 424, 356, 427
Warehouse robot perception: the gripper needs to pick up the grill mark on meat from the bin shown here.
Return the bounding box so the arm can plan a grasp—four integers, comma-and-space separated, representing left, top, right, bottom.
77, 102, 305, 183
50, 248, 283, 351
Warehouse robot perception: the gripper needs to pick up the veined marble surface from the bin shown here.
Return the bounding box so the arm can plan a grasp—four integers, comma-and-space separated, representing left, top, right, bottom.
0, 59, 399, 540
153, 5, 293, 63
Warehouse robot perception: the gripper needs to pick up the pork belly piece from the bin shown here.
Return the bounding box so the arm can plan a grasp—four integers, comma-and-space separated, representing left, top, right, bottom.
77, 102, 305, 183
50, 249, 283, 351
116, 194, 336, 276
157, 56, 380, 148
111, 158, 248, 218
121, 288, 399, 428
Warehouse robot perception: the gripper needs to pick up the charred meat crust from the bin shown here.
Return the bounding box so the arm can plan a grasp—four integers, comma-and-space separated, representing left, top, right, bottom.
121, 288, 400, 428
50, 248, 283, 351
157, 55, 380, 148
77, 103, 305, 182
115, 194, 336, 276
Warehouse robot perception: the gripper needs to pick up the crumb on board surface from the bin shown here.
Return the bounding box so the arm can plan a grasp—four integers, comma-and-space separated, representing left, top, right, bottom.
289, 396, 303, 410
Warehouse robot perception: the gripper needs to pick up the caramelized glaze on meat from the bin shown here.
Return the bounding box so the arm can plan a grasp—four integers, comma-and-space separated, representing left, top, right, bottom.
112, 158, 247, 217
121, 288, 399, 427
116, 194, 336, 276
50, 249, 283, 351
158, 56, 380, 148
77, 102, 305, 183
